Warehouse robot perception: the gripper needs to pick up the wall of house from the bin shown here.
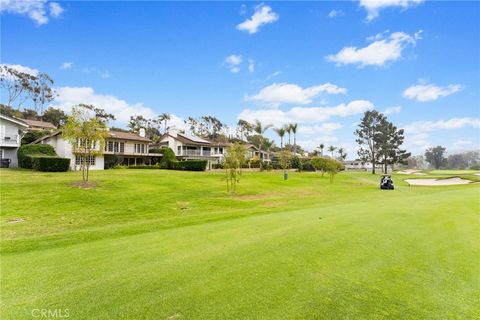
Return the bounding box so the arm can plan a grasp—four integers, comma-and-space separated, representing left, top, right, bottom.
1, 148, 19, 167
0, 118, 27, 168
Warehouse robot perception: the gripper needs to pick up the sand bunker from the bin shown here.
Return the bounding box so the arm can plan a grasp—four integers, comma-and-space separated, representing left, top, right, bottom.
397, 169, 426, 175
405, 178, 472, 186
475, 173, 480, 176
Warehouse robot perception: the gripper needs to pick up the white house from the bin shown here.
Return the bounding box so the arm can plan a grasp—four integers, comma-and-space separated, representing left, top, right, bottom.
0, 113, 29, 167
33, 129, 161, 170
343, 160, 386, 172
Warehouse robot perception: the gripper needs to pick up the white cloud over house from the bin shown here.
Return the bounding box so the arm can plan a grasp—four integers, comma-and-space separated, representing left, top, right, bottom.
246, 82, 347, 106
326, 30, 421, 67
403, 82, 463, 102
359, 0, 424, 21
236, 4, 279, 34
237, 100, 374, 126
0, 0, 64, 25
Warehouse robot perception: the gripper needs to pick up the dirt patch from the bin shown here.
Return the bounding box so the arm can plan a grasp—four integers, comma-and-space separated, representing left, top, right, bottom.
405, 178, 472, 186
70, 181, 98, 189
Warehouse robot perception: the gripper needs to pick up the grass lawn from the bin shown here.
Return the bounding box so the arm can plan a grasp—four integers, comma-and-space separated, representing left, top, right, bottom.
1, 169, 479, 319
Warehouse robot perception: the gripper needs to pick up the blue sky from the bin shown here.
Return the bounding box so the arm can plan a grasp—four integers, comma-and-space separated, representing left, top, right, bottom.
1, 0, 479, 156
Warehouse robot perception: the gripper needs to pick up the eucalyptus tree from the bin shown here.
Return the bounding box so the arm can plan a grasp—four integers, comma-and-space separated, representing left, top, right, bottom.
31, 73, 56, 115
0, 65, 36, 109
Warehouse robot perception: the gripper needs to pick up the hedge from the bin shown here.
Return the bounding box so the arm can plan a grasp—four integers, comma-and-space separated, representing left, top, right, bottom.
172, 160, 207, 171
18, 144, 56, 169
127, 165, 161, 169
31, 156, 70, 172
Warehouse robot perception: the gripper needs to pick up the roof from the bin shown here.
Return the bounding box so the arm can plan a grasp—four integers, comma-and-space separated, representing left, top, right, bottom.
22, 118, 57, 129
0, 113, 29, 127
31, 130, 151, 144
164, 132, 229, 147
108, 130, 151, 142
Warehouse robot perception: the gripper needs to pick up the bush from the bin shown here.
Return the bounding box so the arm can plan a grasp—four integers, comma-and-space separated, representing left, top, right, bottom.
31, 156, 70, 172
302, 160, 315, 172
212, 163, 223, 169
127, 165, 160, 169
18, 144, 56, 169
291, 156, 303, 171
172, 160, 207, 171
470, 163, 480, 170
159, 147, 177, 169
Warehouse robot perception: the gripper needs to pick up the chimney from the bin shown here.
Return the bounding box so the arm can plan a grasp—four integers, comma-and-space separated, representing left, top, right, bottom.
139, 128, 146, 138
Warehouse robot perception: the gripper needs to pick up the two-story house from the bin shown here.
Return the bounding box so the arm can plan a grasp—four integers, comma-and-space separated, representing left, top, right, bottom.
0, 113, 29, 167
156, 130, 229, 169
22, 119, 57, 131
33, 128, 160, 170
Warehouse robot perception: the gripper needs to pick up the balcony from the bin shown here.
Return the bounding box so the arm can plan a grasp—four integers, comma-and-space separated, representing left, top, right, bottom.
0, 135, 19, 147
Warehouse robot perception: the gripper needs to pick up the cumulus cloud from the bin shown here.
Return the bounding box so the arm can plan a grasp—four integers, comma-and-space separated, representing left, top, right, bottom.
328, 10, 343, 18
236, 4, 279, 34
298, 123, 343, 135
248, 59, 255, 73
383, 106, 401, 115
0, 0, 64, 25
404, 117, 480, 134
53, 87, 157, 125
247, 82, 347, 106
60, 62, 73, 70
403, 82, 462, 102
224, 54, 243, 73
237, 100, 374, 126
359, 0, 424, 21
326, 30, 421, 67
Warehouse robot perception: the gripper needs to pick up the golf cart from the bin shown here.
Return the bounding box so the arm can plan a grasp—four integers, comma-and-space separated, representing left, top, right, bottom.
380, 174, 394, 190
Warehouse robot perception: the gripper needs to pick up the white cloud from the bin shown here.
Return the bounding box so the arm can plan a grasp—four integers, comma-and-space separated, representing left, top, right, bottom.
297, 136, 339, 152
236, 4, 279, 34
0, 63, 39, 77
359, 0, 424, 21
0, 0, 64, 25
403, 82, 462, 102
326, 30, 421, 67
237, 100, 374, 126
455, 140, 472, 146
298, 123, 343, 135
383, 106, 401, 115
60, 62, 73, 70
247, 82, 347, 106
82, 68, 111, 79
248, 59, 255, 73
53, 87, 157, 125
328, 10, 343, 18
404, 117, 480, 134
224, 54, 243, 73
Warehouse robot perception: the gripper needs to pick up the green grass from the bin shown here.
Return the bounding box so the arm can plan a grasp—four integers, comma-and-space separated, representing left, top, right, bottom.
1, 169, 479, 319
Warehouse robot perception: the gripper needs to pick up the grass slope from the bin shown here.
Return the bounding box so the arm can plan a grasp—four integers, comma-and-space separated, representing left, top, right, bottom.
1, 169, 479, 319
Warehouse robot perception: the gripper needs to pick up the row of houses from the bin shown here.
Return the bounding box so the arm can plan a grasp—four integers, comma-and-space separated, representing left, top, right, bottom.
0, 113, 271, 170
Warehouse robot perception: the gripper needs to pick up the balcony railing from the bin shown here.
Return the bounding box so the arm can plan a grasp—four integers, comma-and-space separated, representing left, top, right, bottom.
0, 135, 19, 146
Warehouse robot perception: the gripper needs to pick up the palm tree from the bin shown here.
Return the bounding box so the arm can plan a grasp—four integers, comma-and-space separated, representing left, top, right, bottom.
318, 143, 325, 157
290, 123, 298, 153
338, 148, 347, 161
253, 120, 272, 135
159, 113, 171, 134
286, 124, 292, 146
328, 145, 336, 158
274, 127, 286, 148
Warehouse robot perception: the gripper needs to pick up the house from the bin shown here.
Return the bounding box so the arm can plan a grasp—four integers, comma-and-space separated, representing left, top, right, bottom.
245, 144, 272, 162
343, 160, 386, 172
155, 130, 229, 170
0, 113, 29, 167
32, 128, 161, 170
22, 119, 57, 131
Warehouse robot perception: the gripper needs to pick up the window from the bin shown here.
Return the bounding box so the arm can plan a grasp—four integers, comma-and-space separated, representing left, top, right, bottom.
114, 142, 119, 152
120, 142, 125, 153
141, 144, 145, 153
75, 155, 95, 166
107, 141, 114, 152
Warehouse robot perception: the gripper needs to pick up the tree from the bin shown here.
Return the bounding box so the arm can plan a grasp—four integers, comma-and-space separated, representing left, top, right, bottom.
128, 115, 161, 141
425, 146, 447, 169
158, 113, 171, 134
62, 105, 109, 183
286, 125, 292, 146
318, 143, 325, 157
224, 143, 247, 194
354, 110, 386, 174
236, 119, 254, 141
311, 156, 328, 177
328, 145, 336, 158
251, 120, 272, 149
277, 150, 292, 180
377, 119, 410, 173
273, 127, 286, 148
290, 123, 298, 153
338, 148, 347, 161
324, 158, 343, 183
31, 73, 55, 115
41, 107, 67, 127
0, 65, 36, 109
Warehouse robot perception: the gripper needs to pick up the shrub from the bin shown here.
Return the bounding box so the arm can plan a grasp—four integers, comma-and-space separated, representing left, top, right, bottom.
18, 144, 56, 169
291, 156, 303, 171
260, 161, 273, 171
31, 156, 70, 172
172, 160, 207, 171
212, 163, 223, 169
470, 163, 480, 170
127, 165, 160, 169
302, 160, 315, 172
159, 147, 177, 169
